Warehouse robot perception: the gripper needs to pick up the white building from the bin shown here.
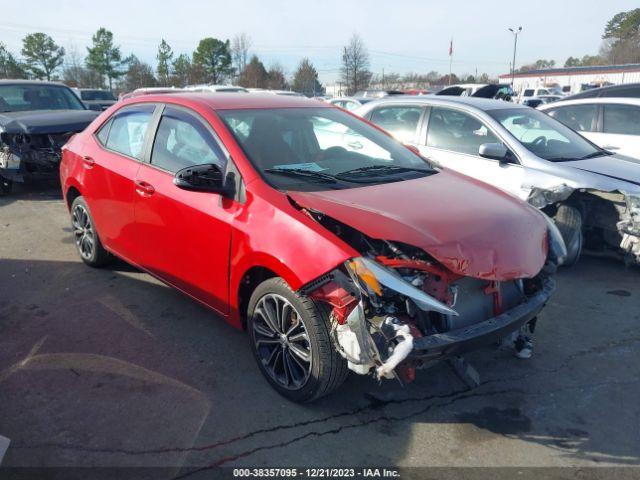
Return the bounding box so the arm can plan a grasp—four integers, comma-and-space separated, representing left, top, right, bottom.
499, 63, 640, 95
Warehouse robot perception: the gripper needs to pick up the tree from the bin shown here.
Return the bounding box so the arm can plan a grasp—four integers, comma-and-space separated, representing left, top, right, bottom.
238, 55, 267, 88
341, 34, 372, 95
266, 64, 288, 90
193, 38, 233, 84
86, 28, 127, 90
601, 8, 640, 64
123, 55, 157, 91
564, 54, 607, 67
21, 33, 65, 80
231, 33, 251, 78
292, 58, 322, 96
0, 43, 27, 79
518, 59, 556, 72
156, 39, 173, 86
171, 53, 192, 87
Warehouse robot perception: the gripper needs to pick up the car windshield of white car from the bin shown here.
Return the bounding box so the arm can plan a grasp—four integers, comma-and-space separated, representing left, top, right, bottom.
219, 107, 435, 191
488, 108, 604, 162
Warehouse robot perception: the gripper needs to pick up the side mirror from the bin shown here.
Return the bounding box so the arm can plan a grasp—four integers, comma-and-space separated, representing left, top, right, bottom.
174, 164, 228, 194
479, 143, 512, 163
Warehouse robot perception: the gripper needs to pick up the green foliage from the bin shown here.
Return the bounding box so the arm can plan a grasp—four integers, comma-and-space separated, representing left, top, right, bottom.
564, 55, 607, 67
238, 55, 268, 88
124, 55, 157, 91
171, 54, 192, 87
0, 43, 27, 79
604, 8, 640, 40
192, 38, 233, 84
86, 28, 126, 90
21, 32, 65, 80
292, 58, 322, 96
156, 39, 173, 86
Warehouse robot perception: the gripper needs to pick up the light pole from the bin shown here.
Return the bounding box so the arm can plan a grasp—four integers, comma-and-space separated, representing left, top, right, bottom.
508, 26, 522, 87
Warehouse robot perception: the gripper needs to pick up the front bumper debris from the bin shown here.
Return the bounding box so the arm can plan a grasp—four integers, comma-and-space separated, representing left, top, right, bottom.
410, 276, 554, 360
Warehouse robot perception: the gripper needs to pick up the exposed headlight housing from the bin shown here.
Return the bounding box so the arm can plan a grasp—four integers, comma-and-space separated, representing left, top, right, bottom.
344, 257, 458, 316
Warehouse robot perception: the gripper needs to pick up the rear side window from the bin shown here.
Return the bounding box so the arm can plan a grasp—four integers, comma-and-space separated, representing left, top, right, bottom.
523, 89, 534, 97
603, 104, 640, 135
150, 106, 226, 173
546, 104, 598, 132
369, 106, 423, 143
97, 104, 155, 160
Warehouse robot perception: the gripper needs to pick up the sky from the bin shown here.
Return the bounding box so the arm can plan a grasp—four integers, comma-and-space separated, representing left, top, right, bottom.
0, 0, 637, 84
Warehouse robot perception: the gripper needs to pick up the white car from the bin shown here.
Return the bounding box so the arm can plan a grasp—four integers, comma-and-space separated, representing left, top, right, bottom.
539, 97, 640, 159
519, 87, 564, 104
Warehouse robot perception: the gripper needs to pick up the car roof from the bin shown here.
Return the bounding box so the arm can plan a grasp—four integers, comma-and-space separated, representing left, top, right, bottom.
358, 95, 527, 111
538, 97, 640, 109
563, 82, 640, 100
125, 92, 331, 110
0, 79, 71, 87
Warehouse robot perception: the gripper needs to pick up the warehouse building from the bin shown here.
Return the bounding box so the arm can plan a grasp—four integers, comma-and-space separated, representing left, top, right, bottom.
499, 63, 640, 95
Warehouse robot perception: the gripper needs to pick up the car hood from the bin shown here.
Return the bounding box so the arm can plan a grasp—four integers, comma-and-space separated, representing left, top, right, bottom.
289, 170, 548, 281
0, 109, 99, 134
564, 154, 640, 187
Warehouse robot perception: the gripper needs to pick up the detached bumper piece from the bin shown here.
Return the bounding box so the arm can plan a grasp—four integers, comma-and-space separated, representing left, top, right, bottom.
410, 276, 554, 361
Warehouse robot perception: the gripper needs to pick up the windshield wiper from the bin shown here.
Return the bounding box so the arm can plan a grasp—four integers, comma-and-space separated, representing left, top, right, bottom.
337, 165, 432, 178
579, 150, 614, 160
264, 168, 339, 184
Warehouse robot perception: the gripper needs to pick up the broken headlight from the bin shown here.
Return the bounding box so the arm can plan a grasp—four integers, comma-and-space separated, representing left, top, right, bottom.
344, 257, 458, 316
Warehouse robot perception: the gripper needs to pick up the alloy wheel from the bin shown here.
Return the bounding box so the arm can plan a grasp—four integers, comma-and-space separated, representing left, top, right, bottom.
252, 293, 312, 390
71, 204, 95, 260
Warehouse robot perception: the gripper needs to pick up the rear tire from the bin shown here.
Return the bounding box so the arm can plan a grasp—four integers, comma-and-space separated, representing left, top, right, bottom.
70, 196, 113, 267
247, 277, 348, 403
554, 204, 583, 267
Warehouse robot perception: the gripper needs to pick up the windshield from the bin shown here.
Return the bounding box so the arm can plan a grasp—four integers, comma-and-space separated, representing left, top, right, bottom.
218, 107, 434, 192
80, 90, 116, 101
0, 84, 85, 112
487, 108, 603, 161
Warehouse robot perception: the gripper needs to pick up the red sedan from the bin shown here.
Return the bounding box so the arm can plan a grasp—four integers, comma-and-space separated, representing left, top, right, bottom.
60, 93, 564, 402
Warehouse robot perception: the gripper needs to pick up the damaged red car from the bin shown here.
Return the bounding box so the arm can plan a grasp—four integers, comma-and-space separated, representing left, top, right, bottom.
60, 93, 565, 402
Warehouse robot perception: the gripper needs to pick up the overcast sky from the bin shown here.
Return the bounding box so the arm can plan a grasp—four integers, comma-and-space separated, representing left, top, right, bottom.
0, 0, 637, 83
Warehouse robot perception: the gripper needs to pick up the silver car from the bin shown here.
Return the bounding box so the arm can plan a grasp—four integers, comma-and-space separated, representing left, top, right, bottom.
355, 96, 640, 266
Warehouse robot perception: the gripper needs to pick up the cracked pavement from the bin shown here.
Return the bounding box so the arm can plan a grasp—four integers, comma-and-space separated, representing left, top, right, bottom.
1, 185, 639, 475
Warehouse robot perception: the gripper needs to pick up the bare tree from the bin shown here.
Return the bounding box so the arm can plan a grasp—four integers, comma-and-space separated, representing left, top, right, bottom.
231, 33, 252, 79
341, 34, 372, 95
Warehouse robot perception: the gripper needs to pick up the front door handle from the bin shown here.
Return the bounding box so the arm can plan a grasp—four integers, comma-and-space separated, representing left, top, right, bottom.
135, 180, 155, 196
82, 156, 95, 168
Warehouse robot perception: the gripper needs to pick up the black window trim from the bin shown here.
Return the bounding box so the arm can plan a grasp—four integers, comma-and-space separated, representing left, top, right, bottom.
92, 102, 160, 163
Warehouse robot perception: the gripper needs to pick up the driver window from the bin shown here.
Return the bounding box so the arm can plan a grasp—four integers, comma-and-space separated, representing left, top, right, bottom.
151, 106, 226, 173
426, 107, 500, 156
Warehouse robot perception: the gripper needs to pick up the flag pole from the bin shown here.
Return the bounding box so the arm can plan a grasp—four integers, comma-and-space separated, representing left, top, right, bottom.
448, 38, 453, 85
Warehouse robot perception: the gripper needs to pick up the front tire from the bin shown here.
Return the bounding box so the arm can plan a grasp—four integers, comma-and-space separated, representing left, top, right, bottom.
554, 204, 583, 267
70, 196, 113, 267
247, 277, 348, 403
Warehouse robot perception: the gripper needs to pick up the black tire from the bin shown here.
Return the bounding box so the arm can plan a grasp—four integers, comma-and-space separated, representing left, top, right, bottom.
0, 176, 12, 196
247, 277, 348, 403
70, 196, 113, 267
554, 204, 583, 267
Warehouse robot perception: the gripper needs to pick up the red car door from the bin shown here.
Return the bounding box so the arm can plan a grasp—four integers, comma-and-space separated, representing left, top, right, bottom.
83, 104, 157, 261
133, 105, 237, 314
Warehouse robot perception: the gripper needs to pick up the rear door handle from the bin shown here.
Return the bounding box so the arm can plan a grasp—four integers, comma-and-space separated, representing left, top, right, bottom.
135, 180, 155, 196
82, 156, 95, 168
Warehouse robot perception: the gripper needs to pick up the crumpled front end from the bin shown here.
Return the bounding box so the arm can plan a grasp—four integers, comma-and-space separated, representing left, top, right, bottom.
299, 212, 562, 384
0, 131, 73, 185
618, 193, 640, 264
